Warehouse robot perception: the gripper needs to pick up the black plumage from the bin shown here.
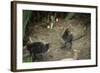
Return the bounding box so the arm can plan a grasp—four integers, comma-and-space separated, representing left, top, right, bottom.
62, 29, 73, 50
27, 42, 49, 61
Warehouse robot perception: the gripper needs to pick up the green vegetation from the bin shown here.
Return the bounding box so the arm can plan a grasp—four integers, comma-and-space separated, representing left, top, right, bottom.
23, 10, 32, 37
23, 56, 32, 62
64, 13, 75, 21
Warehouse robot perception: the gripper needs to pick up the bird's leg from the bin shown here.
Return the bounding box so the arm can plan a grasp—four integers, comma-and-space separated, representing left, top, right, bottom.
70, 42, 72, 50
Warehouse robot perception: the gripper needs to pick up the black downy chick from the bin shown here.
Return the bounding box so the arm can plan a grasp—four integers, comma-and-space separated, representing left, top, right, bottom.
27, 42, 49, 62
62, 29, 73, 50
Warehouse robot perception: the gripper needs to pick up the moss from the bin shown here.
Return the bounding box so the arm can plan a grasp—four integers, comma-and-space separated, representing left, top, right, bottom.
23, 56, 32, 62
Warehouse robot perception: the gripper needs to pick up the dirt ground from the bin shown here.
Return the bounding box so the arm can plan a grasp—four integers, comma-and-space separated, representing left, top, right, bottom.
23, 14, 91, 62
